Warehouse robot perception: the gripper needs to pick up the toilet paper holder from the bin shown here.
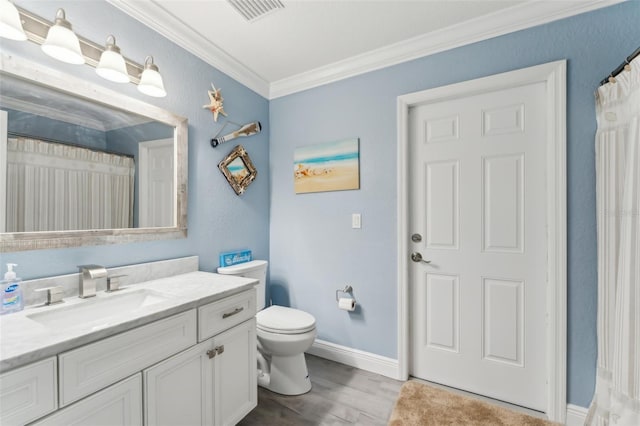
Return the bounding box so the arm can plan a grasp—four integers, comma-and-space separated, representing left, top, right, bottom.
335, 285, 355, 302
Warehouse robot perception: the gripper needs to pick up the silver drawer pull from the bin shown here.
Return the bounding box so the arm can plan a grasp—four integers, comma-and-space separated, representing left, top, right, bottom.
222, 307, 244, 319
216, 345, 225, 355
206, 349, 217, 359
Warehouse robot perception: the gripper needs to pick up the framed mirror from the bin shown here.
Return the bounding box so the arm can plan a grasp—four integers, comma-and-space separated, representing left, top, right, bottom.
0, 54, 188, 252
218, 145, 257, 195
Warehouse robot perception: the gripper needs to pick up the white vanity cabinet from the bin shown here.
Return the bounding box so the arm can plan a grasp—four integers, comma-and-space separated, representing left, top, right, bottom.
0, 287, 257, 426
145, 298, 257, 426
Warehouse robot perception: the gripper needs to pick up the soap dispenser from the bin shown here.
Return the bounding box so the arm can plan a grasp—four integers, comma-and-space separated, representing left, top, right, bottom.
1, 263, 23, 315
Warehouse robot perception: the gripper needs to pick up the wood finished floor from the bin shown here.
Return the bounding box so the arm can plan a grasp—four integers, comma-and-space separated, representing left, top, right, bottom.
237, 354, 403, 426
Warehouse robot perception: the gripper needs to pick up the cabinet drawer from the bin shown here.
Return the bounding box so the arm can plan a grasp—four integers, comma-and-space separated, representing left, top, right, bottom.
59, 310, 196, 407
0, 357, 57, 425
198, 289, 255, 341
32, 374, 142, 426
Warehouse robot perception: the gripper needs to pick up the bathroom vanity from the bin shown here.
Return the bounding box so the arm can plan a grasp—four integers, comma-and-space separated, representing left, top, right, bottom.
0, 257, 257, 426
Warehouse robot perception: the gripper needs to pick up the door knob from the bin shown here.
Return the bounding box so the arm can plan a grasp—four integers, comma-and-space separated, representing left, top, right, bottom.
206, 349, 217, 359
411, 252, 431, 264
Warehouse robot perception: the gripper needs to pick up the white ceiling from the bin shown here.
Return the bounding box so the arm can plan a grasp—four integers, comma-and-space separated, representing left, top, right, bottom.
107, 0, 622, 98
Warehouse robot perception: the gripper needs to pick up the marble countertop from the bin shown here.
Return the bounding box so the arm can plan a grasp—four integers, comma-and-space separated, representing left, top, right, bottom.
0, 271, 257, 373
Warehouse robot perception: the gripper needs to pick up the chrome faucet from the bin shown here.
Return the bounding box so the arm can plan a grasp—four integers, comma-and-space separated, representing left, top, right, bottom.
78, 265, 107, 298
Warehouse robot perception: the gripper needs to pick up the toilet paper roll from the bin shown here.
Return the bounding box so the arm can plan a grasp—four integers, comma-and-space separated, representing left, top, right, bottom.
338, 297, 356, 312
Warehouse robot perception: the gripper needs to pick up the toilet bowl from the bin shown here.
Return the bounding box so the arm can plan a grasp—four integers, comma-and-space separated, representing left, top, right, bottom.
217, 260, 316, 395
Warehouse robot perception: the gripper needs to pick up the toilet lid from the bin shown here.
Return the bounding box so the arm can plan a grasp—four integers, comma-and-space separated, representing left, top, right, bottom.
256, 305, 316, 334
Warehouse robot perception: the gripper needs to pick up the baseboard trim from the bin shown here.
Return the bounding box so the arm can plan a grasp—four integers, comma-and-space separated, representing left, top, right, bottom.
307, 340, 585, 425
565, 404, 588, 426
306, 339, 400, 380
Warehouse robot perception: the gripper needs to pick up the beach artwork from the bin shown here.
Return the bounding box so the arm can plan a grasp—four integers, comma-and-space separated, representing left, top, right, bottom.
294, 138, 360, 194
228, 157, 249, 182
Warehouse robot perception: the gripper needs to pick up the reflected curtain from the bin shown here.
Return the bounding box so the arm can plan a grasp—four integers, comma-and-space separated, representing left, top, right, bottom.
587, 55, 640, 425
5, 137, 134, 232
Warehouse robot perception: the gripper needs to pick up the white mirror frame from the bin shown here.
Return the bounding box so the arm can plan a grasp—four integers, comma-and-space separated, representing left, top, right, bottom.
0, 53, 188, 252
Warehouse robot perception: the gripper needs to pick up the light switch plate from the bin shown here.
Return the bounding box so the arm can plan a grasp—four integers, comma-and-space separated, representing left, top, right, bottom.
352, 213, 361, 229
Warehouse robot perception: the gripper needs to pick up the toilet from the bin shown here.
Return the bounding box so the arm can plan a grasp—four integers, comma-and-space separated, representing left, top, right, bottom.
217, 260, 316, 395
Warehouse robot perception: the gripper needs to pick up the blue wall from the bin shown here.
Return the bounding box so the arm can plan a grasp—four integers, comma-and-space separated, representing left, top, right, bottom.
269, 1, 640, 408
1, 1, 270, 277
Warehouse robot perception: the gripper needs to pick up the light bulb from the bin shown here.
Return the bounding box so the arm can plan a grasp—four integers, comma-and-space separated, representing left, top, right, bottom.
0, 0, 27, 41
138, 56, 167, 97
96, 35, 129, 83
41, 9, 84, 65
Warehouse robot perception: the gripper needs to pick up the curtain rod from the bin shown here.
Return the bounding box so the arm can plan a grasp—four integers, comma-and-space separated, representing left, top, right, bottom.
7, 132, 135, 159
600, 45, 640, 86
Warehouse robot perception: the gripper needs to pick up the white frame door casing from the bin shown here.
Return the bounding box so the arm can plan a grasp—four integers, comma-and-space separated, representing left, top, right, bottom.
0, 110, 7, 233
139, 138, 176, 228
396, 61, 567, 422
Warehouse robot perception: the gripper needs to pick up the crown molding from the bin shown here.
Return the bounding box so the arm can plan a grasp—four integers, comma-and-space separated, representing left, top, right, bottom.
269, 0, 624, 98
107, 0, 624, 100
106, 0, 271, 99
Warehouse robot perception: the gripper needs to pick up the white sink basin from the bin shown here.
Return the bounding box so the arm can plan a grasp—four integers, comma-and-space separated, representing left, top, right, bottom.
26, 289, 172, 331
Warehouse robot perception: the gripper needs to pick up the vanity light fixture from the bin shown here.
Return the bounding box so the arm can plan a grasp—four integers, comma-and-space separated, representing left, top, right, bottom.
0, 0, 27, 41
41, 9, 84, 65
96, 35, 130, 83
138, 56, 167, 98
6, 4, 168, 97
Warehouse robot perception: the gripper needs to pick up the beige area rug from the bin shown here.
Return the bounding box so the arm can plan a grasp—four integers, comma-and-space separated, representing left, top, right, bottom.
388, 381, 558, 426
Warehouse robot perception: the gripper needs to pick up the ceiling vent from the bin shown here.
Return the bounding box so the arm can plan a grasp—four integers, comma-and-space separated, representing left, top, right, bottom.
227, 0, 284, 22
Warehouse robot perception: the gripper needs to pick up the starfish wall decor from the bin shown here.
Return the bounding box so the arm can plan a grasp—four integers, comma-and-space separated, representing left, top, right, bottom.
203, 83, 227, 121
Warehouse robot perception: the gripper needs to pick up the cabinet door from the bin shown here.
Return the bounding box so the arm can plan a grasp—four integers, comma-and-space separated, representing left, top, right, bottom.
0, 357, 57, 425
213, 318, 257, 426
144, 339, 214, 426
31, 374, 142, 426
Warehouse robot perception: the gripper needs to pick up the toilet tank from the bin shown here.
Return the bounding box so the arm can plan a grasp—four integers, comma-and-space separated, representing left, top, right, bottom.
217, 260, 268, 310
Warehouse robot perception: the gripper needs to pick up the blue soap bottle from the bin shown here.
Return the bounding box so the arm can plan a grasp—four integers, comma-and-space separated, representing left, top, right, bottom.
1, 263, 23, 315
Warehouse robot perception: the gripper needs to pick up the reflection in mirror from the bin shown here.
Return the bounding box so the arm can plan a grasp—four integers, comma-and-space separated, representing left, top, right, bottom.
218, 145, 257, 195
0, 54, 187, 252
1, 72, 175, 231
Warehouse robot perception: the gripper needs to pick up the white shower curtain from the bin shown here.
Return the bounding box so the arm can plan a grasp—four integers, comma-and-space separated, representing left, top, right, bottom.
5, 137, 135, 232
587, 55, 640, 426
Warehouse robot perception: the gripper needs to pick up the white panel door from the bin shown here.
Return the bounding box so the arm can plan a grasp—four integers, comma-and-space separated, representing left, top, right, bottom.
139, 138, 174, 227
409, 81, 547, 410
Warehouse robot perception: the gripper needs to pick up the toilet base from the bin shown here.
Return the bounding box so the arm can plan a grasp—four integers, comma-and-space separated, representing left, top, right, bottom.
260, 353, 311, 396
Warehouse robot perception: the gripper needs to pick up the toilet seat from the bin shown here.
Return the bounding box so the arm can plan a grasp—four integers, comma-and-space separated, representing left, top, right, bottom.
257, 305, 316, 335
